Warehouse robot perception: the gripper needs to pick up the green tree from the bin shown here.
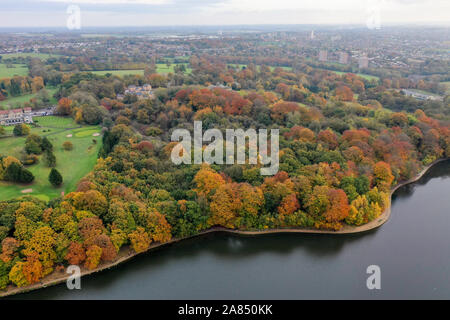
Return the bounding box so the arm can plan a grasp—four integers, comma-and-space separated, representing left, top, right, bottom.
49, 168, 63, 187
4, 162, 22, 182
19, 168, 35, 183
43, 150, 56, 167
40, 137, 53, 152
13, 124, 30, 136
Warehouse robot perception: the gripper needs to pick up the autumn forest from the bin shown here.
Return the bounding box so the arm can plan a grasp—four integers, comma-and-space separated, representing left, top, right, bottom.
0, 29, 449, 293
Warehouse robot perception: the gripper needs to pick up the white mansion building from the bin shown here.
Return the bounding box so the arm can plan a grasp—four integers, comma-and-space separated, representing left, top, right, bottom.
0, 107, 33, 126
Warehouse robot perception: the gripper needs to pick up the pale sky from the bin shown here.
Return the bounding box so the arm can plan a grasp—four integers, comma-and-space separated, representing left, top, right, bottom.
0, 0, 448, 27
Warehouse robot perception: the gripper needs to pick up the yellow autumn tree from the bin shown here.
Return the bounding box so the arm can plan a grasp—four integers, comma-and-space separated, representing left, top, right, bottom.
9, 261, 30, 287
209, 183, 263, 229
193, 165, 225, 199
128, 227, 151, 253
85, 245, 103, 270
22, 226, 57, 276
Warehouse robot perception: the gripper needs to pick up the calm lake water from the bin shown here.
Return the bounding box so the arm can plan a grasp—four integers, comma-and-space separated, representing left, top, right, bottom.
9, 160, 450, 300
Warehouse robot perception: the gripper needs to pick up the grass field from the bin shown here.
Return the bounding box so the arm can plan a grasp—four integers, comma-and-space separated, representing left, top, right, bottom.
91, 69, 144, 76
227, 64, 293, 72
0, 87, 58, 109
0, 53, 61, 60
156, 63, 192, 74
90, 64, 192, 77
0, 64, 29, 78
332, 71, 379, 81
441, 81, 450, 95
0, 116, 102, 201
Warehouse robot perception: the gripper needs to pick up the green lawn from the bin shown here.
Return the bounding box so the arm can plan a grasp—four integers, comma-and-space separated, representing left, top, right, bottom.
0, 64, 29, 78
332, 71, 379, 81
0, 87, 58, 109
90, 64, 192, 77
156, 63, 192, 74
227, 64, 293, 72
407, 88, 443, 98
0, 53, 61, 60
441, 81, 450, 95
33, 116, 76, 129
0, 117, 102, 202
91, 69, 144, 76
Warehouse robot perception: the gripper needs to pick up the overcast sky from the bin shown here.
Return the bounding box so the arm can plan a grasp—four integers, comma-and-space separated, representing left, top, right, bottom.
0, 0, 448, 28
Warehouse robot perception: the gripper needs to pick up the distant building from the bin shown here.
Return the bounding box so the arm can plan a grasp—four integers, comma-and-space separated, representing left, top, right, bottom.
339, 52, 350, 65
310, 30, 315, 40
208, 83, 232, 91
401, 89, 443, 102
0, 107, 33, 126
319, 50, 328, 62
119, 84, 154, 100
359, 55, 369, 69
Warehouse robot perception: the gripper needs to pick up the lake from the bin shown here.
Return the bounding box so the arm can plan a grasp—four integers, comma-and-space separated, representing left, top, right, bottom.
10, 160, 450, 299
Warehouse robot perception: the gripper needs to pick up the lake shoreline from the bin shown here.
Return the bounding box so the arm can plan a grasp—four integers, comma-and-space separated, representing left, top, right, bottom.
1, 157, 449, 298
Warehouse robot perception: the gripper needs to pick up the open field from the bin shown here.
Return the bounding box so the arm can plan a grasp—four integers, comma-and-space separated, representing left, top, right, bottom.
0, 64, 29, 78
441, 81, 450, 95
90, 64, 192, 76
0, 53, 61, 60
156, 63, 192, 74
0, 116, 102, 201
227, 64, 293, 72
407, 88, 443, 98
91, 69, 144, 76
332, 70, 380, 81
33, 116, 75, 128
0, 87, 58, 109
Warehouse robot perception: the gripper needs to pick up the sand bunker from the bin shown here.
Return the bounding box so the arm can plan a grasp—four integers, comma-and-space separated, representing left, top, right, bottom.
21, 189, 33, 194
66, 134, 73, 138
93, 133, 100, 137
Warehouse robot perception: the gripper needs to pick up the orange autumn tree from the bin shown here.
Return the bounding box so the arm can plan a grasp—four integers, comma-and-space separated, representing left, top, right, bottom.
93, 234, 117, 262
65, 242, 86, 265
78, 217, 106, 245
56, 97, 72, 115
0, 237, 20, 262
335, 85, 354, 101
305, 186, 350, 230
324, 189, 350, 223
284, 126, 315, 143
278, 193, 300, 218
145, 210, 172, 243
318, 129, 339, 150
21, 253, 43, 285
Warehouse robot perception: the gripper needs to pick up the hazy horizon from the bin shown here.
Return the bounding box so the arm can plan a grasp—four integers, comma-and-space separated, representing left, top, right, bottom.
0, 0, 448, 28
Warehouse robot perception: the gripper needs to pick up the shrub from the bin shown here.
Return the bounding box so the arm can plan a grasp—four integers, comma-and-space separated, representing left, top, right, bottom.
62, 141, 74, 151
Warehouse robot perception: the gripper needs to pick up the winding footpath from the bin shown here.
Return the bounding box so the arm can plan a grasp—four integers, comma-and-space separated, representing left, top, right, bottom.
1, 157, 448, 298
